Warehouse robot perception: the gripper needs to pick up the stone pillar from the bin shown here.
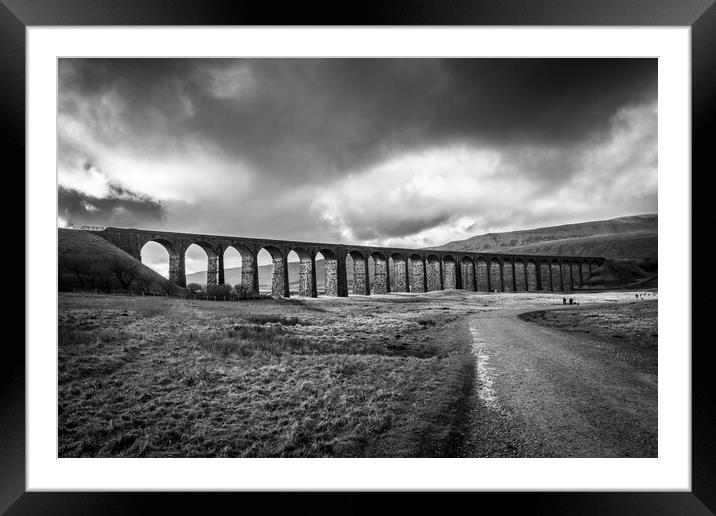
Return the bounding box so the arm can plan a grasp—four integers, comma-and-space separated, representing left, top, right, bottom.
336, 249, 348, 297
271, 255, 290, 297
539, 262, 550, 291
206, 255, 219, 286
489, 259, 502, 292
561, 262, 572, 291
528, 261, 539, 291
410, 257, 426, 293
571, 262, 581, 288
310, 256, 318, 297
550, 262, 562, 291
352, 255, 370, 295
426, 258, 441, 291
442, 258, 457, 289
241, 251, 259, 296
324, 256, 338, 297
502, 258, 514, 292
218, 251, 225, 286
372, 256, 389, 294
169, 252, 186, 288
392, 257, 408, 292
476, 258, 489, 291
515, 260, 526, 292
298, 257, 315, 297
461, 258, 476, 291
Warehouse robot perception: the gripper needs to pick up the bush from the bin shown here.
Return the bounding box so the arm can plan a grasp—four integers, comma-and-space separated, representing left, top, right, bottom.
206, 284, 233, 298
186, 283, 204, 294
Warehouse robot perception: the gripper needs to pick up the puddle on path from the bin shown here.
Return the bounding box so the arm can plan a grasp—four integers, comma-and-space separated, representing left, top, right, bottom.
469, 322, 501, 413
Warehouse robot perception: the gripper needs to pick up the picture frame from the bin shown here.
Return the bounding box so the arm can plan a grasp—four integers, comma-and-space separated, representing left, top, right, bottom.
8, 0, 711, 511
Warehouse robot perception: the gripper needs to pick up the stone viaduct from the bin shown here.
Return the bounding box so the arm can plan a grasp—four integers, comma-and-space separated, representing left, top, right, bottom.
91, 227, 605, 298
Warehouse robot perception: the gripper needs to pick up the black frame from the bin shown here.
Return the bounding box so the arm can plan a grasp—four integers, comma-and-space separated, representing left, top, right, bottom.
7, 0, 712, 513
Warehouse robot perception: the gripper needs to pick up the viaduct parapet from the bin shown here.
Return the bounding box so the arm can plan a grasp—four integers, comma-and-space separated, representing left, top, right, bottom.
90, 227, 606, 297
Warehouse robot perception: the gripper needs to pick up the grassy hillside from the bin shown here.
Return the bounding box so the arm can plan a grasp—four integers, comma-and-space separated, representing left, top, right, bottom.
431, 214, 657, 261
58, 229, 183, 294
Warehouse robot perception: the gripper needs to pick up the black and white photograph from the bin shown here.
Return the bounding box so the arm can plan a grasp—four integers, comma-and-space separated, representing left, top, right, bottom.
56, 57, 660, 459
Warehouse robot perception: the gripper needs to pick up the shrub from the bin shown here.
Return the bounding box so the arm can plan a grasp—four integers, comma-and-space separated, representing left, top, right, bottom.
186, 283, 204, 294
206, 284, 233, 298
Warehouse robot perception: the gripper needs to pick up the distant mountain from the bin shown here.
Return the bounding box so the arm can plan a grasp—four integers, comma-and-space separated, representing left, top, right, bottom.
429, 214, 657, 262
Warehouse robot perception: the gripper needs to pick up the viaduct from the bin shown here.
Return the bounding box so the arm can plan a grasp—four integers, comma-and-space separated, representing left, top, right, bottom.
91, 227, 606, 298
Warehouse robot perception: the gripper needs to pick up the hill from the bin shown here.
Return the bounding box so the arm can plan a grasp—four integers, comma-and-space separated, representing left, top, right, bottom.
58, 229, 183, 294
430, 214, 657, 288
430, 214, 657, 261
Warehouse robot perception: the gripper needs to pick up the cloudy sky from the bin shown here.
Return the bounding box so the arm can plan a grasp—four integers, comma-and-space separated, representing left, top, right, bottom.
58, 58, 657, 273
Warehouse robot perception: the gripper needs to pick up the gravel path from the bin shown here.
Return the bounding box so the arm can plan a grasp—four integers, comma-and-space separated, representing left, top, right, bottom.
461, 305, 657, 457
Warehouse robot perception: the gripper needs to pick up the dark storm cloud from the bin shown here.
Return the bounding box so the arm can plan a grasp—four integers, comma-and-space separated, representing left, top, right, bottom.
58, 185, 165, 228
58, 57, 657, 246
59, 58, 656, 184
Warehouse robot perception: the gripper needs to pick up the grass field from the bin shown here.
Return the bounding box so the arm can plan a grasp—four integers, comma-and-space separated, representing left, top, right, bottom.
58, 292, 476, 457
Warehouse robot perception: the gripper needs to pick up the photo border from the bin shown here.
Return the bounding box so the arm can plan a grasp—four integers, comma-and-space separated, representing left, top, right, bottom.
8, 0, 711, 512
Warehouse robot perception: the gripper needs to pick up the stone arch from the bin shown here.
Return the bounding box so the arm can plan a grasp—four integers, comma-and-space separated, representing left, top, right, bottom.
561, 261, 573, 291
476, 257, 489, 291
371, 252, 390, 294
502, 258, 515, 292
390, 253, 408, 292
526, 260, 538, 291
571, 261, 582, 288
348, 250, 370, 295
259, 245, 288, 298
442, 255, 457, 289
489, 258, 502, 292
461, 256, 476, 291
551, 260, 562, 292
426, 254, 442, 291
408, 253, 426, 293
140, 238, 184, 287
540, 260, 552, 291
225, 243, 257, 296
514, 259, 527, 292
185, 241, 220, 287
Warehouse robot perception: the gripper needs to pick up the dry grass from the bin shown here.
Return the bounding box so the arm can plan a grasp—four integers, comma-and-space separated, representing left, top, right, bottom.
58, 292, 474, 457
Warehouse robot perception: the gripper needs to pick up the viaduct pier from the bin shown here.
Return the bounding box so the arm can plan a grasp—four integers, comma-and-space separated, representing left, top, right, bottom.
91, 227, 605, 298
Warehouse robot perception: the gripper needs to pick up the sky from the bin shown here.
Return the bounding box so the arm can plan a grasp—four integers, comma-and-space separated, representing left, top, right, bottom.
58, 58, 657, 274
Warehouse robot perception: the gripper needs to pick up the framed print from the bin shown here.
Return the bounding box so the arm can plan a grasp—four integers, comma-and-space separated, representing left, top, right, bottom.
8, 0, 712, 512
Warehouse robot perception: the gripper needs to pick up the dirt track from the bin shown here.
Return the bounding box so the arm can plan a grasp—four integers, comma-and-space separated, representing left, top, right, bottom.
461, 303, 657, 457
